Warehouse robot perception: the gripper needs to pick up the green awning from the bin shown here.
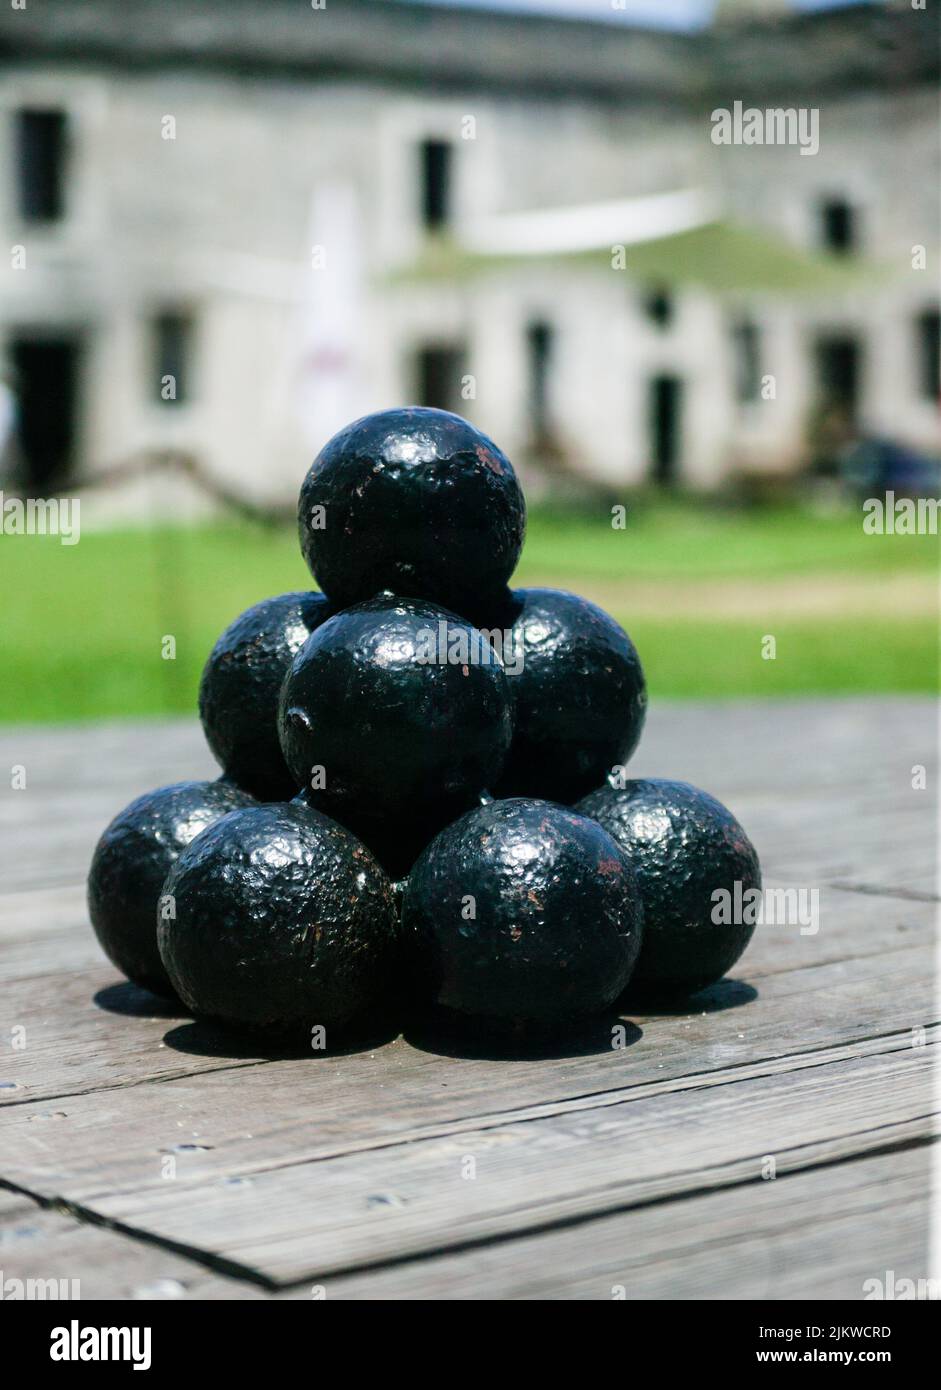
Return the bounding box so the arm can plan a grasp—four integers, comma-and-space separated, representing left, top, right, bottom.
386, 220, 884, 295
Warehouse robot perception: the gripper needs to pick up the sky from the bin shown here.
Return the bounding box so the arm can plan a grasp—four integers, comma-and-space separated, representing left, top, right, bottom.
405, 0, 876, 31
419, 0, 713, 28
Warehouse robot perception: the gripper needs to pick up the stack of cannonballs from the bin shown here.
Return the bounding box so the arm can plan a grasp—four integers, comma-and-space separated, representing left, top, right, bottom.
88, 408, 761, 1039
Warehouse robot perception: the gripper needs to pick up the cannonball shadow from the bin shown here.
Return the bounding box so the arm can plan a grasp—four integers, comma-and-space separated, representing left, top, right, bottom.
161, 1007, 403, 1062
403, 1006, 642, 1062
620, 976, 758, 1018
94, 981, 191, 1020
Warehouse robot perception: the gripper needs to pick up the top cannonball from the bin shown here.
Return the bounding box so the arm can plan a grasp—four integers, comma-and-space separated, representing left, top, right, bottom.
297, 407, 526, 618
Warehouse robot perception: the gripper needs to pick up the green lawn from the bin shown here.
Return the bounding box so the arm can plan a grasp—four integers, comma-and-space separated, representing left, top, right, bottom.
1, 501, 937, 724
520, 498, 940, 580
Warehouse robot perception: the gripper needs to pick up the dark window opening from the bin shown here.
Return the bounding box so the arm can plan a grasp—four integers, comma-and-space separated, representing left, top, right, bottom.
15, 108, 67, 223
815, 335, 860, 416
154, 311, 194, 405
420, 140, 452, 231
916, 308, 940, 401
526, 320, 553, 438
648, 374, 683, 486
820, 198, 856, 255
643, 288, 673, 328
810, 336, 861, 471
732, 320, 761, 403
415, 344, 465, 414
9, 336, 81, 491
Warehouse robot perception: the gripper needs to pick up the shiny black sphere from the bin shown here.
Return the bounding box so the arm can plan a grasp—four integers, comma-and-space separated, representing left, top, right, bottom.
278, 594, 513, 847
198, 591, 332, 801
87, 780, 255, 997
494, 588, 646, 804
297, 407, 526, 618
577, 778, 761, 998
158, 802, 398, 1032
402, 798, 644, 1026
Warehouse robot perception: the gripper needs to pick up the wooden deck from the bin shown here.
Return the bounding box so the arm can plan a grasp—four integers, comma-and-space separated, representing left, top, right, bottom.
0, 698, 936, 1301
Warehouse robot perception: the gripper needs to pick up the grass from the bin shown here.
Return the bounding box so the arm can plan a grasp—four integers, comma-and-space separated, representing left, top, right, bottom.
0, 499, 937, 725
520, 497, 940, 580
625, 618, 935, 698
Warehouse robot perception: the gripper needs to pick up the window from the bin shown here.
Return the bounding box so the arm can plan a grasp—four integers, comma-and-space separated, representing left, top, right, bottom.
648, 375, 683, 486
10, 336, 80, 490
526, 321, 553, 438
15, 108, 67, 223
820, 198, 856, 254
419, 140, 452, 231
415, 344, 465, 413
815, 335, 860, 416
916, 308, 940, 401
643, 288, 673, 328
153, 311, 194, 405
731, 320, 761, 403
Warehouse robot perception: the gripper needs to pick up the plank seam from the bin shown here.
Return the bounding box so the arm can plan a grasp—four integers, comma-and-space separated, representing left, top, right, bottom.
828, 881, 940, 904
61, 1025, 938, 1198
4, 1125, 934, 1294
2, 1022, 936, 1195
0, 1176, 283, 1293
241, 1121, 941, 1288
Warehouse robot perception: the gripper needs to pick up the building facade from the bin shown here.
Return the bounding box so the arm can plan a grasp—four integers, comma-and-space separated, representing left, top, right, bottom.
0, 0, 937, 518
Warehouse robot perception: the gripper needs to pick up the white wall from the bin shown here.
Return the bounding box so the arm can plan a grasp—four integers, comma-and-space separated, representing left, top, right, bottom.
1, 62, 936, 518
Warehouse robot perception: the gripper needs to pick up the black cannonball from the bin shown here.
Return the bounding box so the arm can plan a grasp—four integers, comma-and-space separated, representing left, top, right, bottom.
278, 593, 513, 847
297, 407, 526, 618
158, 802, 398, 1033
198, 591, 331, 801
87, 780, 255, 997
494, 588, 646, 804
402, 798, 644, 1027
577, 778, 761, 998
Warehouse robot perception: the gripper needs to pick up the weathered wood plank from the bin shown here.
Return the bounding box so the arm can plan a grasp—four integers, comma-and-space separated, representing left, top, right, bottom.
0, 701, 935, 1295
0, 871, 933, 1106
734, 795, 939, 897
306, 1144, 933, 1301
0, 722, 216, 893
72, 1042, 941, 1284
0, 888, 107, 982
2, 1141, 930, 1302
4, 1037, 935, 1286
0, 932, 933, 1167
0, 1020, 928, 1198
0, 1189, 263, 1300
3, 1140, 928, 1303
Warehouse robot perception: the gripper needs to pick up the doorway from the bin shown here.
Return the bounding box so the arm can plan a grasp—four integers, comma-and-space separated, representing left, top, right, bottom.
648, 374, 683, 485
814, 335, 860, 422
414, 344, 466, 415
9, 335, 81, 492
418, 140, 452, 233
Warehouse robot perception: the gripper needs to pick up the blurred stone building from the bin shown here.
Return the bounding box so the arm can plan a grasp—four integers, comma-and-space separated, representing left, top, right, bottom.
0, 0, 937, 516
